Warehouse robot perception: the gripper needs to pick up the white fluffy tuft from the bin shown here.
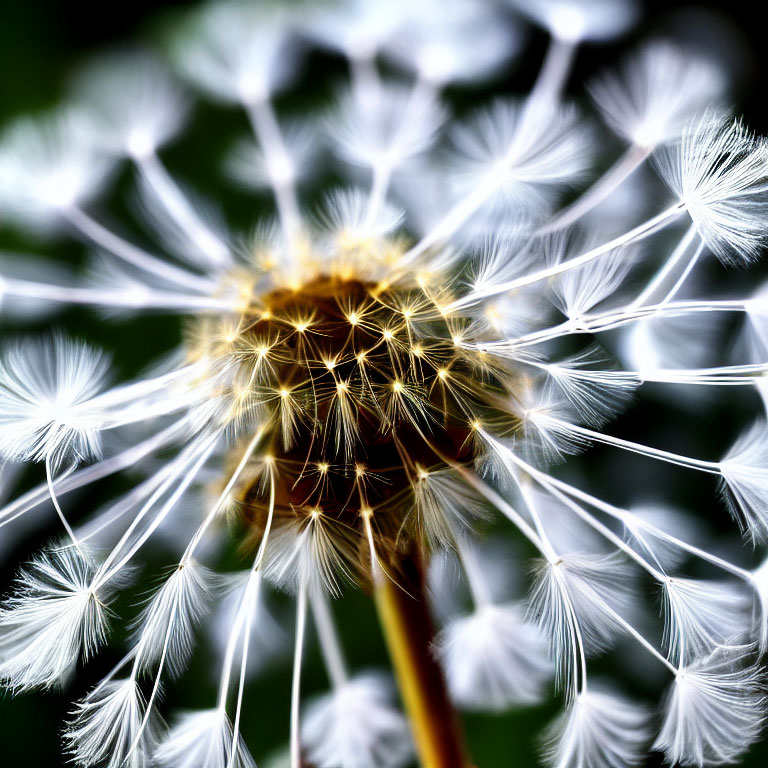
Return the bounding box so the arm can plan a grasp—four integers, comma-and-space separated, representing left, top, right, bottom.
210, 572, 287, 680
332, 82, 445, 173
550, 241, 636, 320
0, 110, 113, 229
620, 312, 724, 377
656, 117, 768, 265
302, 673, 413, 768
510, 0, 638, 43
154, 708, 257, 768
319, 188, 405, 245
301, 0, 408, 60
410, 468, 490, 549
66, 678, 164, 768
263, 514, 356, 597
621, 505, 701, 572
435, 602, 551, 711
719, 421, 768, 543
526, 486, 611, 557
510, 389, 590, 465
168, 1, 300, 105
227, 120, 321, 192
542, 687, 650, 768
540, 346, 639, 427
661, 577, 752, 664
0, 547, 109, 691
528, 553, 636, 695
449, 99, 591, 222
71, 51, 190, 159
0, 335, 109, 469
653, 646, 766, 766
590, 41, 726, 148
133, 560, 216, 677
382, 0, 521, 86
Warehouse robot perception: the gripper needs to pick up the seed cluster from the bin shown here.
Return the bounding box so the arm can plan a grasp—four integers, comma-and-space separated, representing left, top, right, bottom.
192, 267, 510, 583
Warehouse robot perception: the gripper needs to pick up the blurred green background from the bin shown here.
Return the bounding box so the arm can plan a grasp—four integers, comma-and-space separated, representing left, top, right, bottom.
1, 1, 768, 766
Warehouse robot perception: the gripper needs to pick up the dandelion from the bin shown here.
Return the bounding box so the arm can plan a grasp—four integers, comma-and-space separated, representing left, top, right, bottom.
0, 1, 767, 767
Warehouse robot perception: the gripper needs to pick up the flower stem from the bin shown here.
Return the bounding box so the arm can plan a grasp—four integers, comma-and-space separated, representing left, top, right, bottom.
374, 545, 470, 768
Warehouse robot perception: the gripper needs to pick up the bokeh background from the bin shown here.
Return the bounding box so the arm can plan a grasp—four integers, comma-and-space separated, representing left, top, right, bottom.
1, 1, 768, 766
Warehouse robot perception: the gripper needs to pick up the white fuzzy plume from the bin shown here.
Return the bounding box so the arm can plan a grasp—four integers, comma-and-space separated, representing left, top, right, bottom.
0, 335, 109, 468
332, 82, 445, 172
302, 673, 413, 768
210, 572, 287, 680
0, 547, 108, 691
382, 0, 521, 86
528, 553, 636, 695
621, 505, 701, 572
653, 646, 766, 766
411, 467, 489, 548
154, 708, 257, 768
133, 560, 216, 677
550, 244, 635, 320
511, 390, 590, 465
435, 602, 551, 711
590, 41, 726, 148
227, 120, 320, 192
320, 188, 405, 244
511, 0, 638, 43
301, 0, 408, 60
66, 678, 163, 768
657, 117, 768, 265
0, 110, 113, 228
263, 513, 356, 597
450, 99, 590, 220
719, 420, 768, 543
542, 687, 650, 768
621, 312, 725, 376
750, 557, 768, 651
540, 347, 639, 427
168, 1, 299, 105
661, 577, 752, 664
526, 486, 609, 557
71, 51, 190, 159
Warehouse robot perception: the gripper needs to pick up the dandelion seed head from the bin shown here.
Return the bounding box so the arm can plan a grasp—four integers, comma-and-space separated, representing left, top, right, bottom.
193, 256, 514, 579
0, 1, 767, 767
